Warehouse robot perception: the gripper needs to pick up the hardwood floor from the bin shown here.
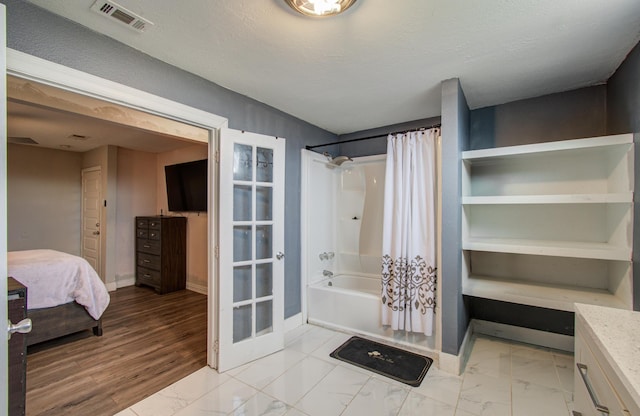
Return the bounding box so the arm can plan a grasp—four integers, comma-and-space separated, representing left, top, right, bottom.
25, 285, 208, 416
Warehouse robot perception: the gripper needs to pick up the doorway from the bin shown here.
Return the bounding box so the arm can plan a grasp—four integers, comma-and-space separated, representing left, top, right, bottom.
81, 167, 102, 274
6, 49, 227, 373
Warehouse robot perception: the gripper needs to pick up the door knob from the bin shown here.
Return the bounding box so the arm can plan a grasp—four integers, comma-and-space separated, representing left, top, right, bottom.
7, 318, 32, 340
93, 231, 100, 235
276, 251, 284, 260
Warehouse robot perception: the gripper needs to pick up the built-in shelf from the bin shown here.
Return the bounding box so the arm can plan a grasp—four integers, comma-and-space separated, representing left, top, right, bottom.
461, 133, 635, 312
462, 133, 633, 161
462, 193, 633, 205
463, 238, 631, 261
463, 275, 628, 312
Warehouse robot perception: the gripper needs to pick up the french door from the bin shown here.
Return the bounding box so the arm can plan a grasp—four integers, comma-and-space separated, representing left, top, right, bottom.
217, 128, 285, 372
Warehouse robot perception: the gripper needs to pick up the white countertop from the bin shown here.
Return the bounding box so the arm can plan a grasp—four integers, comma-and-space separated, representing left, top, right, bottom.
575, 303, 640, 407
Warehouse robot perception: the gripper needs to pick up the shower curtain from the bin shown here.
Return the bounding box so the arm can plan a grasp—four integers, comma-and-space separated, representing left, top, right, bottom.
381, 129, 437, 336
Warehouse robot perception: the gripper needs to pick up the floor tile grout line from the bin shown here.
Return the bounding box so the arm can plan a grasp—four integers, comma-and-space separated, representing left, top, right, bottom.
137, 372, 235, 416
510, 342, 514, 416
289, 355, 340, 410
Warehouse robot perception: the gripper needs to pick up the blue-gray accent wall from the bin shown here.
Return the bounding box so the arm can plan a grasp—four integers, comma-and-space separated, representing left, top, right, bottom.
607, 40, 640, 311
2, 0, 337, 318
440, 78, 470, 355
335, 117, 441, 158
470, 86, 607, 150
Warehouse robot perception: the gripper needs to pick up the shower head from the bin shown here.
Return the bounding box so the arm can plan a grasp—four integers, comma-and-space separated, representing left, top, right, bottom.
322, 152, 353, 167
330, 155, 353, 166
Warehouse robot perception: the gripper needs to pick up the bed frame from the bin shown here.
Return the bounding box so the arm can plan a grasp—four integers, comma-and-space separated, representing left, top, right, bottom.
26, 301, 102, 346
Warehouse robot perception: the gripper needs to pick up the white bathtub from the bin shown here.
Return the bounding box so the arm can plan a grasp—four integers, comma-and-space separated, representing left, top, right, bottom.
307, 274, 436, 353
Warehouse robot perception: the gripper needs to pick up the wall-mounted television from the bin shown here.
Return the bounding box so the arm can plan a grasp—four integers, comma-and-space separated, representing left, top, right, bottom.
165, 159, 208, 212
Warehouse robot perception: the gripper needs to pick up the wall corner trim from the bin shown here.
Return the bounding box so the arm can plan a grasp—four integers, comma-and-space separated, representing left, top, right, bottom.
438, 320, 473, 375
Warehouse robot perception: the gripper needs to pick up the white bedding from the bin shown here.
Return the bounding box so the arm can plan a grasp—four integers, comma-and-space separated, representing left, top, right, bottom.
8, 249, 110, 320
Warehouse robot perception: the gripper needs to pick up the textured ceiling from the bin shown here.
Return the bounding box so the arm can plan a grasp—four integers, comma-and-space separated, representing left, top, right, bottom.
8, 100, 199, 153
26, 0, 640, 134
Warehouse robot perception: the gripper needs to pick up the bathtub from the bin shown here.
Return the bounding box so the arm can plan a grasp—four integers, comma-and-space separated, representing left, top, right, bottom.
307, 274, 436, 353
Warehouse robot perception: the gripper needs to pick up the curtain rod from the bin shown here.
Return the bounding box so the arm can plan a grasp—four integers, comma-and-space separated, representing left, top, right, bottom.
305, 123, 441, 150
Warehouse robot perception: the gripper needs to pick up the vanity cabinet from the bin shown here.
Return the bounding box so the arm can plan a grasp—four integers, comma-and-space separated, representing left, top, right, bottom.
135, 216, 186, 294
573, 304, 640, 416
461, 134, 634, 312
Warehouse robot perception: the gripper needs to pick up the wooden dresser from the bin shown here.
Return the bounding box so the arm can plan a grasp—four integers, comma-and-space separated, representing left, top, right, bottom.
135, 216, 187, 294
8, 277, 27, 416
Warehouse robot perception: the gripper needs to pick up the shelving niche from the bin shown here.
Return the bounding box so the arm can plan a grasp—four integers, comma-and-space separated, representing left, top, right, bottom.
461, 134, 634, 312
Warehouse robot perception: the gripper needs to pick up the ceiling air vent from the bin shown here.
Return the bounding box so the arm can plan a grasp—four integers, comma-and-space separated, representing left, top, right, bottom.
90, 0, 153, 33
8, 137, 39, 145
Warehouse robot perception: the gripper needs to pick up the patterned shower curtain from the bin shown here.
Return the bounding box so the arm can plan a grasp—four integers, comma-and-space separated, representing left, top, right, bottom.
381, 128, 437, 336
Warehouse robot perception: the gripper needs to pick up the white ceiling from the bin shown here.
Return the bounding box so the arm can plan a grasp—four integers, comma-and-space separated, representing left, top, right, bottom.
26, 0, 640, 134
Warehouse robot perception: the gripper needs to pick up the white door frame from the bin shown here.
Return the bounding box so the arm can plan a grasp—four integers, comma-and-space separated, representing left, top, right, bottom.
6, 48, 228, 368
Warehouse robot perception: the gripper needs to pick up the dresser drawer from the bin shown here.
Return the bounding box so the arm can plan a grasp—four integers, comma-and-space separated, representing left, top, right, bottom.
148, 229, 161, 240
137, 225, 163, 240
149, 219, 162, 230
136, 218, 149, 229
137, 239, 161, 255
137, 252, 161, 271
136, 267, 160, 287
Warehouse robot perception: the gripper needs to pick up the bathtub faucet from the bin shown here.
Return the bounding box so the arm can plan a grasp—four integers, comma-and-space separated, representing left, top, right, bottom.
323, 270, 333, 277
319, 252, 335, 260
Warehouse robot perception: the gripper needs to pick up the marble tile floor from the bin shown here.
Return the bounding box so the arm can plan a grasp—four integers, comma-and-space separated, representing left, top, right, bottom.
115, 325, 575, 416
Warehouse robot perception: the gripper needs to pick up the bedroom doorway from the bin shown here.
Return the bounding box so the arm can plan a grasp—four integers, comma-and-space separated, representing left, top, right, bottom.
81, 167, 102, 275
5, 48, 228, 377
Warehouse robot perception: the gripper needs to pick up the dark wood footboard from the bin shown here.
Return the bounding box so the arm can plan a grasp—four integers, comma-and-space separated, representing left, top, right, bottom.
26, 302, 102, 346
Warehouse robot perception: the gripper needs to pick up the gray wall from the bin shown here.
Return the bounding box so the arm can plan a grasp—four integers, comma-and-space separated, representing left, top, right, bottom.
607, 40, 640, 311
470, 85, 607, 150
336, 117, 441, 157
440, 78, 470, 355
2, 0, 337, 318
607, 41, 640, 135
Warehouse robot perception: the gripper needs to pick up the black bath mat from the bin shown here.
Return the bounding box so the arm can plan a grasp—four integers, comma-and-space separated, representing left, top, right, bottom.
329, 336, 433, 387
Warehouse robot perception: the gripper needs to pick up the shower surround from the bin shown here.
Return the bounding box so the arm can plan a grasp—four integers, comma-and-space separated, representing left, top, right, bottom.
301, 150, 439, 354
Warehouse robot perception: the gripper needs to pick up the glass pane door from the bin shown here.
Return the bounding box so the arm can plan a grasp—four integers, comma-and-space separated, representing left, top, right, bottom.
231, 144, 275, 343
218, 128, 285, 372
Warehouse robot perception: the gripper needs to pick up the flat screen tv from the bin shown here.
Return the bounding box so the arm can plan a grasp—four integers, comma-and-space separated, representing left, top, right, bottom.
165, 159, 208, 212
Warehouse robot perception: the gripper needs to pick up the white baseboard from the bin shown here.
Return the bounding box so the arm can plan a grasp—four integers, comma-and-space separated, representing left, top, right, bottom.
284, 313, 303, 332
472, 319, 574, 352
117, 275, 135, 289
111, 275, 208, 295
186, 281, 208, 295
439, 321, 474, 375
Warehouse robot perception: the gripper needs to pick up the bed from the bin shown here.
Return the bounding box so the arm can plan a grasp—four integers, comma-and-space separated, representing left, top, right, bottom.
8, 249, 111, 346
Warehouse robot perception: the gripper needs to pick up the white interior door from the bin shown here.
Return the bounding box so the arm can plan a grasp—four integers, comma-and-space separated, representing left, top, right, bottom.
217, 128, 285, 372
1, 4, 9, 412
81, 167, 102, 275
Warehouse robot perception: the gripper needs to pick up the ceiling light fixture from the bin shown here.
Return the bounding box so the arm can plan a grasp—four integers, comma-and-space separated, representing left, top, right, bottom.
284, 0, 357, 17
